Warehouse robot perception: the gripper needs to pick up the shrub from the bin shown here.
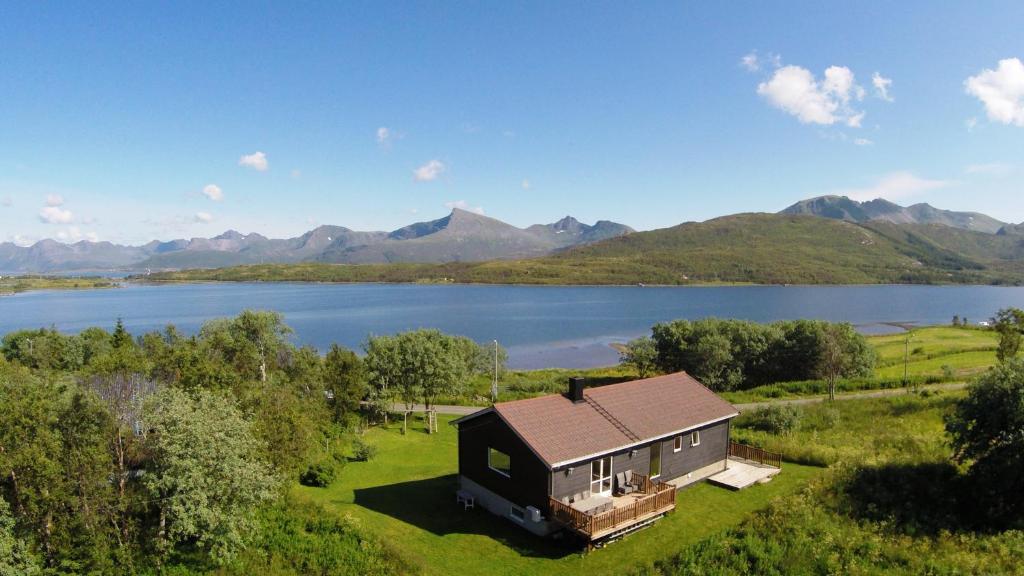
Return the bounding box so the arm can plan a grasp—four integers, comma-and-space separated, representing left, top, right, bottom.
300, 460, 338, 487
352, 437, 378, 462
745, 405, 801, 435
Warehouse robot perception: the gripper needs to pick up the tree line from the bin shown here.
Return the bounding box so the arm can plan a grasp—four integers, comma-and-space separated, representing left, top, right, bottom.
0, 312, 500, 574
620, 318, 875, 398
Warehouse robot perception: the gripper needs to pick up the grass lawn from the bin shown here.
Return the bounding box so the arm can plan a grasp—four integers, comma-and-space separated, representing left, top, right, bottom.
293, 415, 822, 576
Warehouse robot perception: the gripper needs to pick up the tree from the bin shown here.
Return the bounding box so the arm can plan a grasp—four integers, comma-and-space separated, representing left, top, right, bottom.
142, 387, 278, 565
323, 345, 367, 423
816, 323, 871, 402
199, 311, 293, 383
619, 337, 658, 378
992, 307, 1024, 363
0, 496, 40, 576
365, 330, 472, 433
110, 318, 133, 349
0, 366, 64, 566
83, 355, 155, 561
945, 360, 1024, 528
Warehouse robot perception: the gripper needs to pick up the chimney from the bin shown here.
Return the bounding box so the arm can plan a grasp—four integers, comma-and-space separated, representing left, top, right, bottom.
568, 377, 585, 403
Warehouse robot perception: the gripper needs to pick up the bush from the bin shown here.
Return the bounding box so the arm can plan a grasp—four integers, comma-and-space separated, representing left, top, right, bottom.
300, 461, 338, 487
745, 405, 801, 435
802, 406, 840, 432
352, 437, 378, 462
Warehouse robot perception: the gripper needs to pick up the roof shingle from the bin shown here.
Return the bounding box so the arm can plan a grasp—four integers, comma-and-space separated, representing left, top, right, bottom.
487, 372, 737, 468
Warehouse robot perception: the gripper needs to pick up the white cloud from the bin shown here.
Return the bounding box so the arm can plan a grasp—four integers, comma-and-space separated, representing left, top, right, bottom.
965, 162, 1013, 176
872, 72, 894, 101
757, 65, 866, 126
830, 171, 954, 202
9, 234, 34, 247
521, 179, 531, 190
45, 194, 64, 206
39, 205, 74, 224
194, 211, 214, 223
376, 127, 392, 144
740, 52, 760, 72
740, 51, 780, 72
966, 117, 978, 131
854, 138, 874, 146
55, 227, 98, 243
201, 184, 223, 201
1, 196, 11, 207
444, 200, 484, 215
238, 151, 269, 171
965, 58, 1024, 126
413, 159, 445, 182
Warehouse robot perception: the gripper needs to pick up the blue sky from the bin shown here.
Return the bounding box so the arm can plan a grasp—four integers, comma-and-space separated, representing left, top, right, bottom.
1, 1, 1023, 245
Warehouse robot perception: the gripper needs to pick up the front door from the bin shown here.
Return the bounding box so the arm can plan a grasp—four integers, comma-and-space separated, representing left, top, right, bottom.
591, 456, 612, 495
650, 444, 662, 479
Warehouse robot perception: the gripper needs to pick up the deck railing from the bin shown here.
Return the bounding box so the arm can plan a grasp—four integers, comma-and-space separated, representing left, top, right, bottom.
729, 441, 782, 469
549, 474, 676, 539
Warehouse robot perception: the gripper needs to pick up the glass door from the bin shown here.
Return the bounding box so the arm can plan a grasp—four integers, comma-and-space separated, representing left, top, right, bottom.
649, 444, 662, 479
590, 456, 612, 495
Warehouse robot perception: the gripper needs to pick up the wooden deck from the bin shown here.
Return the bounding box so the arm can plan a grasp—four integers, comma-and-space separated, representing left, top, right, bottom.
707, 443, 783, 490
549, 474, 676, 541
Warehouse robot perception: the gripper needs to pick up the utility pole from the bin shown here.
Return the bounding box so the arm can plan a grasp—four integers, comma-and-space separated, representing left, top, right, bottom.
492, 340, 499, 403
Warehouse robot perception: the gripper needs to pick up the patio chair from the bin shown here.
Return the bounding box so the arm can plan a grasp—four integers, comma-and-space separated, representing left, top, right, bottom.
615, 471, 635, 495
624, 469, 643, 493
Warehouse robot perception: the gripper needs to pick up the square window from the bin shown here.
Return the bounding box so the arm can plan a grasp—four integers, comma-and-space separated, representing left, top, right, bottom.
691, 431, 701, 447
488, 447, 511, 477
673, 436, 682, 452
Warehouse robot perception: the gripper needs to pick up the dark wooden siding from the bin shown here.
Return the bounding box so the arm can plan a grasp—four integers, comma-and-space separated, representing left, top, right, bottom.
551, 418, 732, 497
660, 420, 730, 480
457, 412, 551, 511
551, 446, 651, 500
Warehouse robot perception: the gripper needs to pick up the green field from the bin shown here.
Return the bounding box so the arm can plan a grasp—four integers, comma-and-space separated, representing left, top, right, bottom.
293, 414, 822, 576
870, 326, 998, 379
291, 391, 1024, 575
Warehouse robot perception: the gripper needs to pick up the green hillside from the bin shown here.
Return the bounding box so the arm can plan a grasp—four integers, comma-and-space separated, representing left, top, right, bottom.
139, 214, 1024, 286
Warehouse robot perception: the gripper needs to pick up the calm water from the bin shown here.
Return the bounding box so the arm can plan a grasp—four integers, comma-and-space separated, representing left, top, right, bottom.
1, 283, 1021, 369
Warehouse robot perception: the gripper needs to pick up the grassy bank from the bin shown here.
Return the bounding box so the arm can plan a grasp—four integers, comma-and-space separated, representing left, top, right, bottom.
294, 389, 1022, 574
0, 275, 117, 295
639, 392, 1024, 575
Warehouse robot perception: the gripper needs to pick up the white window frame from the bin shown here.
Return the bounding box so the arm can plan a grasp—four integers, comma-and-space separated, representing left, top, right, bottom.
590, 456, 613, 496
488, 447, 511, 478
673, 436, 683, 452
691, 430, 701, 447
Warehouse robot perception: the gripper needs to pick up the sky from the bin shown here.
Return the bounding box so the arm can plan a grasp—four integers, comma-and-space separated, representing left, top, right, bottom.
1, 1, 1023, 246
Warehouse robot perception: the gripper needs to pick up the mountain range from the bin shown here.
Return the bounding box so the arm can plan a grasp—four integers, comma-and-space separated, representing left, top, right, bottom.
0, 210, 634, 274
780, 195, 1007, 234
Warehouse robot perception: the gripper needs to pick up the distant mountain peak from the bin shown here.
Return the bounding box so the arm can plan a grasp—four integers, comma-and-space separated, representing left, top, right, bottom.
0, 211, 634, 274
781, 195, 1005, 234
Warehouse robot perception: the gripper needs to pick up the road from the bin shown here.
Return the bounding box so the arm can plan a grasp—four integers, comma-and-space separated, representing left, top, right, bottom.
398, 381, 970, 416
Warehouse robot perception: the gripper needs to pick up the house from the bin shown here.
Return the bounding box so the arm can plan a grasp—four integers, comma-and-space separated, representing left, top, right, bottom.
452, 372, 780, 542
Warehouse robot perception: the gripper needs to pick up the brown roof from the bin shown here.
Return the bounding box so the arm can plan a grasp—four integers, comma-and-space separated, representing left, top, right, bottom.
482, 372, 737, 468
